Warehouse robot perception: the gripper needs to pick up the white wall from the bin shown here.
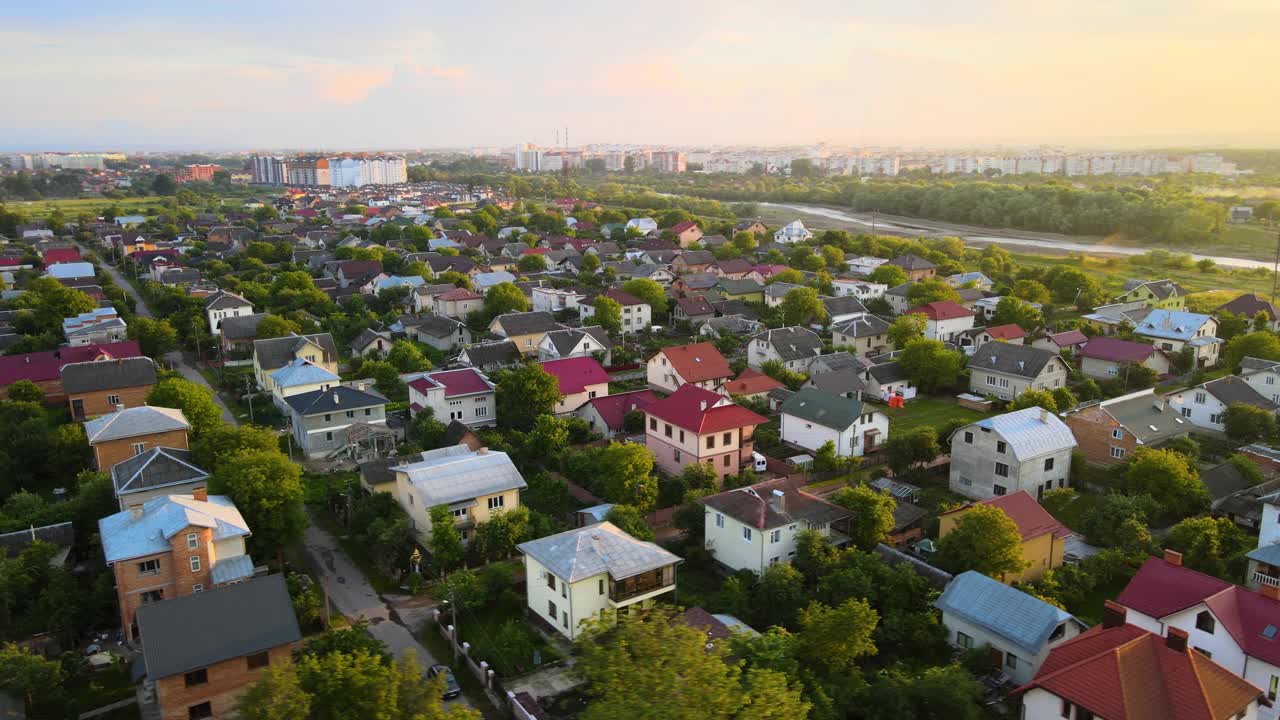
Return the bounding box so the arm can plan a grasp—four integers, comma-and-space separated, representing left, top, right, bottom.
1245, 370, 1280, 405
704, 506, 831, 575
939, 613, 1072, 686
1167, 388, 1228, 432
1261, 504, 1280, 547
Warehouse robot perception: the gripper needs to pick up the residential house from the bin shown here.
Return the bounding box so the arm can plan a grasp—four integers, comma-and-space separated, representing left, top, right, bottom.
958, 323, 1025, 356
673, 251, 716, 275
673, 296, 716, 325
779, 387, 889, 457
862, 361, 913, 401
393, 445, 527, 544
700, 478, 851, 574
747, 326, 823, 373
489, 312, 564, 356
1080, 299, 1150, 336
45, 261, 96, 281
284, 385, 390, 459
1168, 376, 1279, 433
643, 384, 766, 480
268, 358, 340, 411
0, 341, 141, 405
1219, 294, 1280, 331
831, 278, 887, 302
411, 283, 460, 313
456, 340, 522, 372
886, 254, 936, 281
371, 274, 427, 295
62, 356, 157, 420
1131, 309, 1220, 367
575, 390, 659, 437
844, 256, 888, 276
948, 407, 1076, 501
252, 333, 339, 393
1077, 336, 1172, 380
217, 314, 268, 364
967, 343, 1071, 401
1030, 329, 1089, 355
1246, 490, 1280, 592
85, 405, 190, 471
135, 574, 301, 720
532, 286, 587, 314
906, 301, 976, 342
1113, 278, 1188, 310
804, 368, 865, 401
99, 490, 253, 642
1013, 607, 1266, 720
883, 282, 915, 315
541, 356, 610, 415
714, 278, 765, 303
718, 368, 785, 402
625, 217, 658, 234
1061, 389, 1190, 465
406, 368, 496, 426
671, 221, 703, 248
763, 281, 803, 308
773, 220, 813, 244
203, 291, 254, 335
538, 327, 613, 364
939, 491, 1072, 583
1238, 357, 1280, 404
472, 271, 516, 293
631, 264, 675, 286
399, 314, 471, 352
734, 220, 768, 236
935, 571, 1085, 686
350, 327, 393, 358
432, 287, 484, 319
63, 307, 127, 346
699, 314, 764, 339
647, 342, 733, 393
111, 448, 209, 509
831, 315, 893, 356
820, 296, 868, 326
946, 271, 995, 290
333, 259, 383, 288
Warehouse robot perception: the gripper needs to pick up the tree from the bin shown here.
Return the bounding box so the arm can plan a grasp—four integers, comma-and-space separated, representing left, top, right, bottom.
1051, 387, 1077, 412
151, 173, 176, 194
767, 268, 805, 285
830, 485, 896, 551
732, 231, 758, 252
428, 504, 466, 575
905, 277, 960, 306
1047, 267, 1103, 309
1077, 493, 1158, 548
882, 426, 939, 477
861, 663, 985, 720
934, 504, 1027, 579
591, 296, 623, 335
484, 282, 530, 317
256, 314, 301, 340
780, 286, 827, 326
568, 443, 658, 510
295, 648, 397, 720
897, 338, 964, 392
5, 380, 42, 404
752, 563, 809, 629
737, 667, 812, 720
1223, 331, 1280, 371
191, 423, 280, 472
209, 449, 306, 557
517, 254, 547, 272
990, 297, 1043, 331
299, 620, 391, 662
236, 664, 311, 720
868, 264, 908, 287
0, 642, 67, 719
127, 316, 179, 357
1009, 388, 1057, 413
604, 504, 654, 541
495, 362, 560, 431
147, 377, 223, 435
386, 339, 431, 373
359, 360, 407, 400
1165, 516, 1253, 579
11, 276, 96, 332
471, 507, 531, 562
796, 598, 879, 675
621, 278, 668, 315
438, 270, 472, 289
1223, 402, 1278, 444
1011, 279, 1050, 304
1124, 448, 1209, 520
887, 313, 926, 347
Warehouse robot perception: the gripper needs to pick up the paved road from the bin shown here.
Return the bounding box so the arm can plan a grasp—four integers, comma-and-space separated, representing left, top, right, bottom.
82, 244, 239, 425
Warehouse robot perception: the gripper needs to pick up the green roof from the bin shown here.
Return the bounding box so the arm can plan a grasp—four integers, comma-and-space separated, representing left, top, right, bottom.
779, 387, 864, 429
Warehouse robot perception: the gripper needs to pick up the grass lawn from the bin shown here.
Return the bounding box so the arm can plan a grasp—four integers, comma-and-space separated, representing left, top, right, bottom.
67, 663, 137, 715
1008, 251, 1276, 297
1069, 572, 1134, 627
1044, 492, 1103, 533
883, 397, 993, 435
448, 595, 562, 677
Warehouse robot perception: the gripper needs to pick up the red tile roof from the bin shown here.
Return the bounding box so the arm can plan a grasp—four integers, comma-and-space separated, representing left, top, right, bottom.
751, 264, 789, 277
906, 300, 974, 321
655, 342, 731, 383
984, 324, 1026, 341
671, 221, 699, 234
719, 368, 784, 397
943, 490, 1071, 541
1047, 329, 1089, 347
643, 384, 766, 434
583, 390, 658, 431
540, 357, 610, 395
42, 248, 82, 264
522, 247, 550, 255
1014, 624, 1263, 720
437, 287, 482, 301
1078, 337, 1158, 363
602, 288, 643, 306
427, 368, 492, 397
0, 341, 142, 385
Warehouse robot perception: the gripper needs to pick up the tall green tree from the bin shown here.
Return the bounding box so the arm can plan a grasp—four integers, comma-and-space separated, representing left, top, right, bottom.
128, 316, 179, 357
209, 449, 306, 557
796, 598, 880, 675
146, 377, 223, 435
780, 286, 827, 326
428, 505, 465, 575
592, 296, 623, 335
905, 278, 960, 306
484, 282, 530, 317
236, 664, 312, 720
1124, 447, 1210, 520
830, 485, 897, 551
495, 362, 561, 431
886, 314, 926, 348
897, 339, 963, 392
934, 504, 1027, 579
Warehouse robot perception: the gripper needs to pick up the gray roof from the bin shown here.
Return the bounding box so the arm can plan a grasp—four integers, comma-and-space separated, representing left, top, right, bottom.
867, 361, 906, 384
678, 250, 714, 265
1200, 462, 1256, 502
459, 340, 521, 368
967, 342, 1059, 379
806, 368, 865, 396
112, 447, 209, 497
99, 494, 249, 564
810, 351, 863, 374
885, 281, 915, 297
493, 311, 561, 337
398, 445, 527, 508
518, 521, 681, 583
543, 326, 612, 356
888, 254, 936, 270
1093, 391, 1190, 444
61, 356, 157, 394
351, 327, 391, 352
779, 387, 866, 430
935, 571, 1079, 655
253, 333, 339, 371
84, 406, 189, 443
764, 281, 803, 299
285, 385, 387, 416
752, 326, 823, 362
213, 312, 264, 339
833, 314, 890, 338
821, 295, 867, 317
0, 521, 73, 559
412, 314, 466, 338
1203, 376, 1280, 411
203, 290, 251, 311
716, 278, 765, 295
136, 574, 301, 679
961, 407, 1076, 461
210, 554, 255, 585
700, 478, 851, 531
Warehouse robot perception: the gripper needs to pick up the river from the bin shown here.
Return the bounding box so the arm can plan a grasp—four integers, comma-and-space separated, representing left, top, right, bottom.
760, 202, 1275, 271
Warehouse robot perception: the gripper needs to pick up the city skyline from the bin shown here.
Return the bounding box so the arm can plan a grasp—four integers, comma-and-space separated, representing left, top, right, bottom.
2, 0, 1279, 150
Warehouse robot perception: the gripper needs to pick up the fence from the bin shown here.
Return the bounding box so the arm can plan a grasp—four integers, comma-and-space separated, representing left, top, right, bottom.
431, 609, 501, 697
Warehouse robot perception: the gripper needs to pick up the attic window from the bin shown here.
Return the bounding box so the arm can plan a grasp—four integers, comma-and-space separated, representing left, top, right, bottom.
1263, 625, 1278, 640
1148, 425, 1158, 432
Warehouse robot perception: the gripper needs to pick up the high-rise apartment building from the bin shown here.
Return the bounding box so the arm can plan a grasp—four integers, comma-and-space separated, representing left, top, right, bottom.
652, 150, 687, 173
174, 164, 221, 183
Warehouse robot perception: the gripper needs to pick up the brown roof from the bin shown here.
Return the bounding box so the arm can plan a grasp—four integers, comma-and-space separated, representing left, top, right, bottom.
700, 478, 850, 531
655, 342, 731, 383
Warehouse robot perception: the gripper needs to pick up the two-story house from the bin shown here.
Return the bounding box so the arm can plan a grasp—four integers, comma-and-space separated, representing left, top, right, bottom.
398, 314, 472, 353
63, 307, 127, 346
906, 301, 976, 342
700, 478, 851, 574
831, 278, 888, 302
406, 368, 496, 427
111, 448, 210, 510
671, 220, 704, 248
1076, 336, 1172, 380
85, 405, 191, 471
831, 315, 893, 356
579, 288, 652, 333
1246, 490, 1280, 592
643, 384, 766, 480
517, 522, 681, 640
1061, 389, 1189, 465
61, 356, 157, 420
252, 333, 339, 394
268, 358, 341, 411
939, 491, 1072, 583
203, 291, 255, 336
886, 254, 936, 281
747, 327, 823, 373
432, 287, 484, 319
1168, 376, 1279, 433
673, 296, 716, 325
779, 388, 890, 457
541, 356, 610, 415
489, 311, 565, 356
284, 384, 389, 459
773, 220, 813, 244
1131, 309, 1220, 368
948, 407, 1076, 501
135, 574, 301, 720
967, 343, 1070, 401
411, 283, 461, 314
646, 342, 733, 394
1112, 278, 1188, 310
99, 490, 253, 642
1219, 294, 1280, 332
393, 445, 527, 544
537, 327, 612, 364
1240, 357, 1280, 404
532, 286, 587, 314
935, 571, 1085, 686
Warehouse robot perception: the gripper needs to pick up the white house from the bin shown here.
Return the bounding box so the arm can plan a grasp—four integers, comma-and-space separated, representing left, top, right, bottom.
1240, 357, 1280, 405
579, 288, 652, 333
747, 327, 823, 373
625, 217, 658, 234
778, 388, 889, 457
406, 368, 497, 427
773, 220, 813, 244
831, 278, 887, 302
948, 408, 1076, 501
531, 286, 586, 314
1167, 376, 1279, 433
905, 300, 976, 342
845, 256, 888, 276
517, 522, 681, 640
204, 290, 254, 336
699, 478, 851, 575
537, 327, 612, 363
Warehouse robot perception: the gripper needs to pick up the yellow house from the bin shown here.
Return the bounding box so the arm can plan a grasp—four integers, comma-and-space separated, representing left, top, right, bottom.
252, 333, 340, 393
489, 311, 564, 356
938, 490, 1070, 584
119, 234, 158, 256
392, 445, 527, 544
1112, 279, 1186, 310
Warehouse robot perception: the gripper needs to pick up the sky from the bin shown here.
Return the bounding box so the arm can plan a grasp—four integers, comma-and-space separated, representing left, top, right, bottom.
3, 0, 1279, 151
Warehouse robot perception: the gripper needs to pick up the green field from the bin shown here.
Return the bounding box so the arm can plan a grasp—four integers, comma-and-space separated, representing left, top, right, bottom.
6, 189, 278, 220
1008, 251, 1277, 298
882, 397, 993, 435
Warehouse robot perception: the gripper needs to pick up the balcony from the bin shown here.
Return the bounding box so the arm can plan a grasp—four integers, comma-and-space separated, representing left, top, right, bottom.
608, 567, 676, 606
1252, 571, 1280, 589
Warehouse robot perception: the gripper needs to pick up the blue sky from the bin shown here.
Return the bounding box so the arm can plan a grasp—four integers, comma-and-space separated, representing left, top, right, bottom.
3, 0, 1278, 150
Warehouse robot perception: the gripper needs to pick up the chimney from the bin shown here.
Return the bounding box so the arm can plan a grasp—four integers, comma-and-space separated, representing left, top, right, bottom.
477, 447, 488, 455
1039, 407, 1050, 423
115, 403, 125, 413
193, 487, 207, 502
1163, 548, 1183, 566
1259, 583, 1280, 602
129, 504, 144, 520
769, 489, 785, 514
700, 400, 707, 411
1165, 627, 1189, 653
333, 392, 340, 405
1102, 600, 1127, 629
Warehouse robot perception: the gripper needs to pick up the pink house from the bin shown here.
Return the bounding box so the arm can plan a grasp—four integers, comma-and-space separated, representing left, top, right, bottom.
643, 384, 766, 481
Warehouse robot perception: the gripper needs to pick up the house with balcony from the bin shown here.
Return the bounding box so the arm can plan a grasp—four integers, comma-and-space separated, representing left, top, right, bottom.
407, 368, 496, 427
948, 408, 1076, 501
517, 521, 681, 640
393, 445, 527, 544
699, 478, 851, 574
643, 384, 766, 481
284, 384, 390, 459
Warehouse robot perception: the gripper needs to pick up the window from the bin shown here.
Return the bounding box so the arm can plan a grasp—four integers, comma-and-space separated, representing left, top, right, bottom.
1044, 457, 1055, 471
1210, 413, 1222, 424
994, 462, 1009, 477
715, 513, 724, 528
986, 375, 997, 386
546, 572, 556, 590
599, 579, 605, 595
346, 410, 355, 419
1194, 392, 1207, 404
192, 584, 204, 593
487, 495, 505, 510
184, 668, 208, 687
996, 441, 1007, 454
562, 582, 567, 599
1112, 428, 1124, 439
247, 651, 270, 670
770, 529, 781, 544
999, 378, 1010, 389
722, 432, 732, 445
138, 559, 160, 575
1077, 711, 1095, 720
674, 450, 681, 462
1005, 653, 1018, 670
769, 556, 779, 565
958, 476, 973, 486
325, 431, 333, 442
186, 532, 198, 550
451, 507, 467, 518
742, 527, 752, 543
141, 589, 164, 603
723, 455, 731, 467
679, 430, 685, 442
188, 702, 213, 720
706, 436, 715, 449
324, 413, 332, 422
993, 484, 1007, 496
189, 556, 201, 572
964, 431, 973, 444
664, 423, 672, 438
1195, 610, 1215, 634
1268, 674, 1277, 702
132, 442, 146, 456
1060, 699, 1072, 718
476, 406, 487, 417
547, 600, 557, 619
1110, 446, 1126, 459
649, 418, 657, 431
562, 611, 568, 628
107, 394, 120, 406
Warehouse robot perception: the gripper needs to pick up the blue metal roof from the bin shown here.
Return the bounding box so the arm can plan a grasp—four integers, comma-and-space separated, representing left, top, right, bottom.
1246, 543, 1280, 566
935, 571, 1078, 655
270, 358, 339, 389
1132, 309, 1214, 341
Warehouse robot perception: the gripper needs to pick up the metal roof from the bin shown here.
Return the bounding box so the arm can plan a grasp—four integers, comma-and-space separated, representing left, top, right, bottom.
111, 447, 208, 496
779, 387, 865, 429
1131, 309, 1215, 342
935, 571, 1079, 655
284, 385, 387, 416
517, 521, 681, 583
61, 356, 157, 394
399, 446, 527, 509
84, 405, 189, 443
966, 407, 1076, 461
99, 494, 249, 564
210, 554, 255, 585
270, 358, 340, 389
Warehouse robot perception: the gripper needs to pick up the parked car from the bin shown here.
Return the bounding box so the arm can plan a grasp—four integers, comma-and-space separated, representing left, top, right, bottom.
428, 663, 462, 700
752, 451, 767, 472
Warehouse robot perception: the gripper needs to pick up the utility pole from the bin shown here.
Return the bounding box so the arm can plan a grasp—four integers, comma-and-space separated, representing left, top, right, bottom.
449, 586, 459, 664
243, 375, 254, 424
